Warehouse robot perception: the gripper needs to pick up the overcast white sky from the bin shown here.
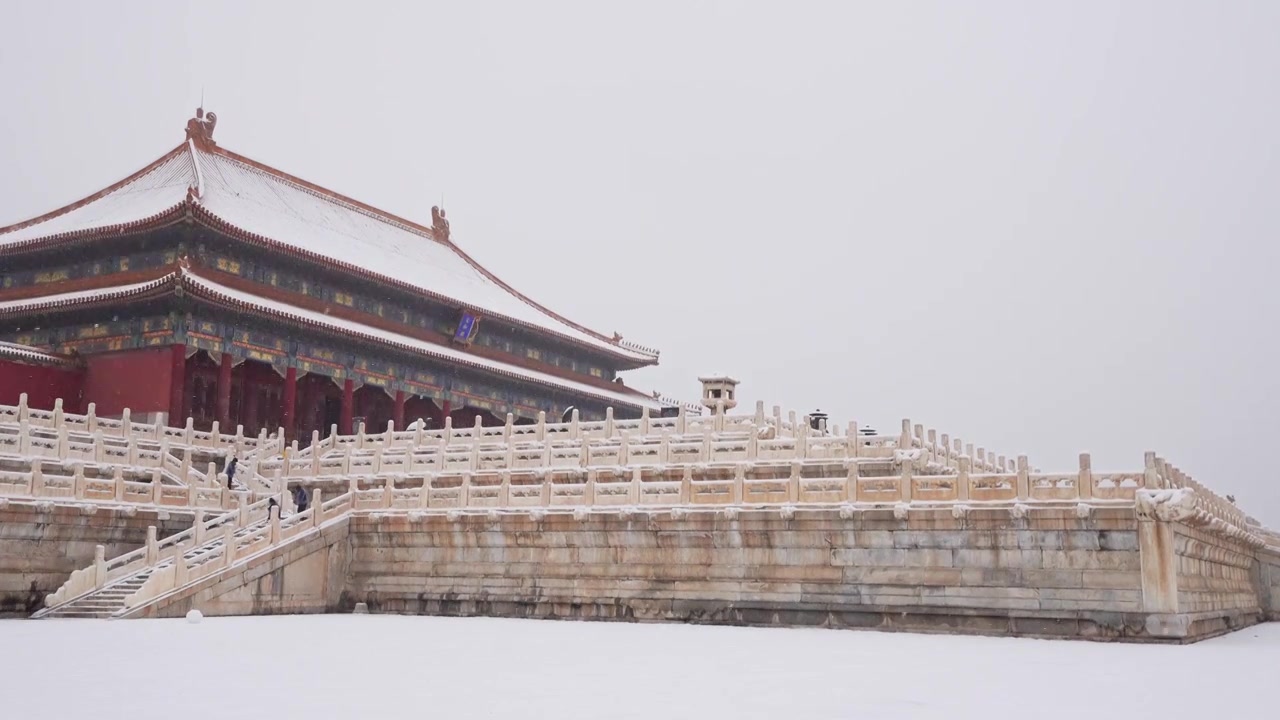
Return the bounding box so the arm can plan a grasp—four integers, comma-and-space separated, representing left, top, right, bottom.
1, 1, 1277, 523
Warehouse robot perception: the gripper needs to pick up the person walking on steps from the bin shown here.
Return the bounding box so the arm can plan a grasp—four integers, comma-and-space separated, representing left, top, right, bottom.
293, 484, 309, 513
225, 455, 238, 488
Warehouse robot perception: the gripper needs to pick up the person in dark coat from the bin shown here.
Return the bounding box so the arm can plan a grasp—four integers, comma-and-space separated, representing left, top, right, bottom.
293, 485, 308, 513
225, 456, 238, 487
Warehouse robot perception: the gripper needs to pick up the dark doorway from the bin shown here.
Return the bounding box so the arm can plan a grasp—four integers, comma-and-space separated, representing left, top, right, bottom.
323, 397, 341, 436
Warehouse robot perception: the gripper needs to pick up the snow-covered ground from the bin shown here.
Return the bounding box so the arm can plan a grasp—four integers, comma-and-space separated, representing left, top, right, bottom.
3, 616, 1275, 719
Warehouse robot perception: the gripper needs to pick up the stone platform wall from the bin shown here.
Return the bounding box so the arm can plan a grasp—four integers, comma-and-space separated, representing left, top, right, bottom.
0, 501, 191, 616
343, 506, 1192, 641
1259, 549, 1280, 620
1172, 523, 1260, 615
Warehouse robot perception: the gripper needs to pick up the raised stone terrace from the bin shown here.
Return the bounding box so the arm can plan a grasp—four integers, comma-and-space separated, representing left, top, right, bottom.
3, 394, 1278, 641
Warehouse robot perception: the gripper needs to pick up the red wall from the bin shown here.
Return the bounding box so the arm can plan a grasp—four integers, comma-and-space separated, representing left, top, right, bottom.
0, 359, 84, 412
82, 347, 175, 417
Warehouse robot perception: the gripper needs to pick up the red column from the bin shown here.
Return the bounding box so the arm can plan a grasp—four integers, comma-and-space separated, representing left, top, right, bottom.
393, 390, 406, 430
282, 366, 298, 441
168, 344, 186, 426
340, 378, 354, 434
215, 352, 233, 429
441, 399, 452, 425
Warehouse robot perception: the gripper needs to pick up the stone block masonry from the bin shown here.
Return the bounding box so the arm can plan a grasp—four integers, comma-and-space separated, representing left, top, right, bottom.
0, 501, 191, 616
342, 506, 1215, 641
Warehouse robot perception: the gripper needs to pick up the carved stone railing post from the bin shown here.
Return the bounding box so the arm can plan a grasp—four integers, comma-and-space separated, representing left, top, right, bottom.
899, 460, 913, 503
628, 467, 641, 504
222, 525, 236, 568
312, 489, 324, 527
419, 475, 432, 508
94, 545, 106, 589
72, 464, 85, 499
269, 504, 281, 544
957, 457, 971, 502
17, 418, 30, 455
145, 526, 159, 565
1078, 453, 1093, 500
584, 469, 597, 505
1016, 456, 1030, 500
1144, 451, 1161, 489
844, 459, 859, 502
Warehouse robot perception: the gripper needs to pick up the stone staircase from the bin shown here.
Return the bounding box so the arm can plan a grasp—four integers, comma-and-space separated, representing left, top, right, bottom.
35, 513, 276, 619
37, 572, 156, 619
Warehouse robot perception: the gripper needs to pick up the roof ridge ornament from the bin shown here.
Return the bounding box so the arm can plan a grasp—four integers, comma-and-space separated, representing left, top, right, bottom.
185, 107, 218, 149
431, 205, 450, 242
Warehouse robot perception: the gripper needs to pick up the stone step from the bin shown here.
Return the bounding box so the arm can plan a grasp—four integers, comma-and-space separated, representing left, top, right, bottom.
48, 611, 113, 619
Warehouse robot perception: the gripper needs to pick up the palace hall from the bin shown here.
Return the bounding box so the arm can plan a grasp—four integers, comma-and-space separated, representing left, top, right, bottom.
0, 110, 673, 441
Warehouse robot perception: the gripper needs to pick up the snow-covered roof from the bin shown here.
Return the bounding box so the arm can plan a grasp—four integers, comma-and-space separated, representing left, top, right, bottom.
183, 271, 663, 410
0, 267, 662, 411
0, 140, 659, 366
0, 278, 163, 312
0, 340, 80, 368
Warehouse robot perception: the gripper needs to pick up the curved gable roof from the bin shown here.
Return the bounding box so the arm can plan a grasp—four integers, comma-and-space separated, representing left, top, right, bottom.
0, 139, 659, 367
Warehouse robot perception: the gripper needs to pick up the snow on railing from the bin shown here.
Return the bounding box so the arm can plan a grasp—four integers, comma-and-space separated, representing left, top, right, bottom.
2, 394, 263, 453
0, 461, 232, 509
297, 450, 1158, 512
